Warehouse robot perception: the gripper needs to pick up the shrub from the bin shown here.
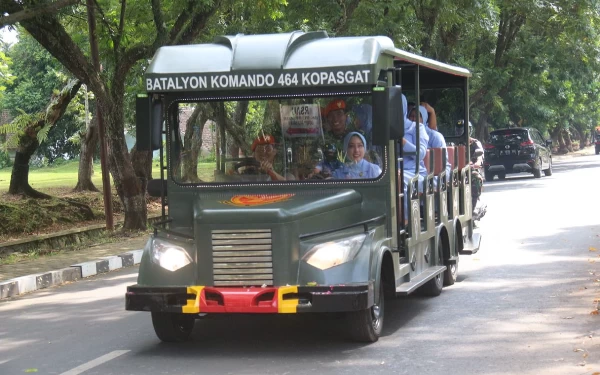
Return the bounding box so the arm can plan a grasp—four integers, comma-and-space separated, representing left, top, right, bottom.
0, 151, 12, 169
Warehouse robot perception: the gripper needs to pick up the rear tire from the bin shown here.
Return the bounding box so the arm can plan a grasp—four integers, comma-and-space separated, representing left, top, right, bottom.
533, 159, 542, 178
443, 238, 458, 286
421, 242, 444, 296
543, 158, 552, 176
347, 278, 384, 343
484, 171, 494, 182
151, 312, 195, 342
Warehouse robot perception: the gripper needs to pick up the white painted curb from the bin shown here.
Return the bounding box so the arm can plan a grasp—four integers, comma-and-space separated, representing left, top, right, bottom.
0, 249, 145, 300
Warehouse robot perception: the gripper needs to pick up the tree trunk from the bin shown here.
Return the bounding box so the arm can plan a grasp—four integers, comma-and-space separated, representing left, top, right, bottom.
130, 145, 153, 194
181, 104, 209, 182
73, 115, 99, 192
557, 130, 568, 154
563, 129, 574, 152
474, 112, 489, 144
103, 96, 147, 230
8, 130, 50, 198
8, 79, 81, 198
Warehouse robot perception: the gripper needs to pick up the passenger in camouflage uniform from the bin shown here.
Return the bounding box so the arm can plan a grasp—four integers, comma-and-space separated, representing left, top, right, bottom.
321, 99, 353, 170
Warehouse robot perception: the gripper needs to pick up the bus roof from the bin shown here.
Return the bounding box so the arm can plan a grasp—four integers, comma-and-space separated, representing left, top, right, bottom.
389, 49, 471, 78
144, 31, 470, 93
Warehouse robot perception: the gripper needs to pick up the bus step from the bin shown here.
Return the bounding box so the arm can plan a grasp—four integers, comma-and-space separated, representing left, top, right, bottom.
459, 233, 481, 255
397, 263, 411, 280
395, 266, 446, 295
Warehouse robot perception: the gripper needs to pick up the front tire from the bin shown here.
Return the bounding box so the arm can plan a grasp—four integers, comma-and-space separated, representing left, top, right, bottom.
151, 312, 195, 342
347, 278, 384, 343
497, 172, 506, 180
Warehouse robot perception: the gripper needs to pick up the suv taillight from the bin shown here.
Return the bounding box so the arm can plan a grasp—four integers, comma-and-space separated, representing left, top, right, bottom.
520, 140, 534, 146
484, 144, 495, 150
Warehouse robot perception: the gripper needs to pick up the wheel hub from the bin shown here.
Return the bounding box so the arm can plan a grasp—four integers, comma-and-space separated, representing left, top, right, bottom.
371, 303, 381, 330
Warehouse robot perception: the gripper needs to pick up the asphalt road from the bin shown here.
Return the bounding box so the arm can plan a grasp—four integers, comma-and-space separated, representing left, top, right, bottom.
0, 153, 598, 375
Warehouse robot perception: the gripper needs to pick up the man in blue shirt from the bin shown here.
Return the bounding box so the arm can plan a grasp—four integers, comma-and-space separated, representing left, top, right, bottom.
402, 95, 429, 184
401, 94, 429, 221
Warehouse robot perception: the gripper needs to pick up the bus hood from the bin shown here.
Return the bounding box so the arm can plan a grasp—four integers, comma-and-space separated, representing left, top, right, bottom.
193, 189, 362, 225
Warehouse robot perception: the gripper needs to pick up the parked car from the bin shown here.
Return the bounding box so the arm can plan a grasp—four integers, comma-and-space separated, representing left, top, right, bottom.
483, 127, 552, 181
595, 131, 600, 155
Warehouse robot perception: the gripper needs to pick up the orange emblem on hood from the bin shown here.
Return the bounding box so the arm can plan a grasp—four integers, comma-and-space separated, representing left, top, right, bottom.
221, 194, 295, 207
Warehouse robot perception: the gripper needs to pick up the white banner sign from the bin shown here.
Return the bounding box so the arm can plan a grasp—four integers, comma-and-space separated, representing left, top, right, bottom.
280, 104, 323, 138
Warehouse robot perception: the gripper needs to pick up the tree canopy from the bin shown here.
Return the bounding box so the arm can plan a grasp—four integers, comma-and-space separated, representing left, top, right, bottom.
1, 0, 599, 227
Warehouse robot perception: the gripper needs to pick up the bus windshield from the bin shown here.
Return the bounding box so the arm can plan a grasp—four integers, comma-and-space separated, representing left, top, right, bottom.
169, 94, 384, 184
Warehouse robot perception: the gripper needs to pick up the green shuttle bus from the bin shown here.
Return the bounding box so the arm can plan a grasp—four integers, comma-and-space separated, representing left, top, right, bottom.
126, 31, 481, 343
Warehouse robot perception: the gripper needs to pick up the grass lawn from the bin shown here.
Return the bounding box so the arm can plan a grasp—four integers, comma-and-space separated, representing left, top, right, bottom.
0, 160, 216, 193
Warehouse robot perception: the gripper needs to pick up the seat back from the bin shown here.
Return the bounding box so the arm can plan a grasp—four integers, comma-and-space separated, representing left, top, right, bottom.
423, 149, 431, 174
447, 146, 455, 169
457, 145, 467, 170
432, 148, 444, 175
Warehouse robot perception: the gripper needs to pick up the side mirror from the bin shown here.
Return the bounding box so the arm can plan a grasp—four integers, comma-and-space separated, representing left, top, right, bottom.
136, 95, 163, 151
136, 95, 152, 151
372, 85, 402, 145
150, 99, 163, 150
147, 179, 167, 198
545, 139, 553, 147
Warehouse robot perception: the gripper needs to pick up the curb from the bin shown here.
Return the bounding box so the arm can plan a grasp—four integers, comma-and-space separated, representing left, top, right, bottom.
0, 249, 144, 300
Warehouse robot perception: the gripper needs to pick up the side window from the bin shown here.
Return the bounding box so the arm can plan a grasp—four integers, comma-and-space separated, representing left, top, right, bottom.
537, 131, 546, 144
530, 130, 540, 144
534, 131, 543, 145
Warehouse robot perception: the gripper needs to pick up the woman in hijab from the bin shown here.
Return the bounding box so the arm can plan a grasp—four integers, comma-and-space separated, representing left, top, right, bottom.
410, 104, 452, 192
333, 131, 382, 179
408, 105, 428, 126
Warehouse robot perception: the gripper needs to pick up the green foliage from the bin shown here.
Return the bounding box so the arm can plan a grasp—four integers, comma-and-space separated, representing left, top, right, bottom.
199, 152, 216, 163
0, 110, 44, 150
0, 150, 12, 168
0, 50, 15, 102
3, 31, 84, 161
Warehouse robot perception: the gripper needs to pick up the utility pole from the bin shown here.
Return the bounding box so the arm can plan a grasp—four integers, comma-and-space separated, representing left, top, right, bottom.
86, 0, 113, 230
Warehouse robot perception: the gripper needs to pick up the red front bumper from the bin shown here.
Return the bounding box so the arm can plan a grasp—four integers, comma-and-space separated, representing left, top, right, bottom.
125, 284, 372, 314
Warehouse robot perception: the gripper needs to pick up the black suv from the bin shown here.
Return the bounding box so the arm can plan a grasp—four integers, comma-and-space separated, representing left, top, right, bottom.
483, 127, 552, 181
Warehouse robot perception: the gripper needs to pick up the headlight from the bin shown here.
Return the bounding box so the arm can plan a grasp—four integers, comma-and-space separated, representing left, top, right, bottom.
302, 234, 366, 270
151, 238, 192, 272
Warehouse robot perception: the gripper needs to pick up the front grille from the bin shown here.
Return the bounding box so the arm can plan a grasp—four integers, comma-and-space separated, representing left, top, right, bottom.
212, 229, 273, 286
